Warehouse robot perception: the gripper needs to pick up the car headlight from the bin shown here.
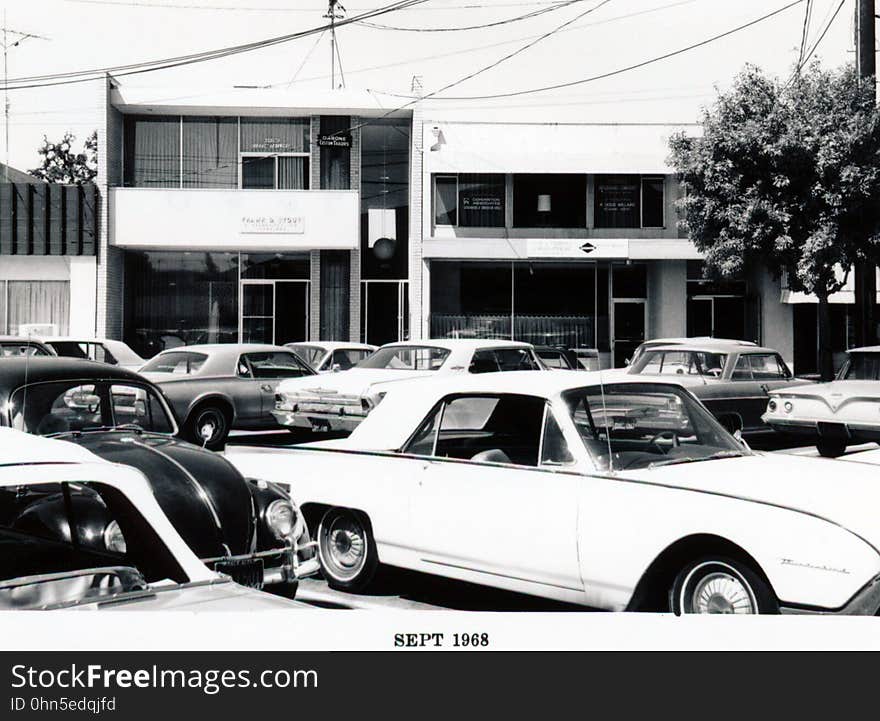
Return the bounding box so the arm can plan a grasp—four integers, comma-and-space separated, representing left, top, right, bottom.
361, 391, 387, 412
767, 399, 777, 413
784, 401, 794, 413
266, 499, 303, 540
274, 393, 296, 412
103, 520, 127, 554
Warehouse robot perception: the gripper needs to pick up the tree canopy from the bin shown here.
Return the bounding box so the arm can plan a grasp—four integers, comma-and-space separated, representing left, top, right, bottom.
669, 63, 880, 378
29, 130, 97, 184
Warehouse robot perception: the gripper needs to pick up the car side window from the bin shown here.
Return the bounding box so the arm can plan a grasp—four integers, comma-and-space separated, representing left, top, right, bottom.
433, 394, 546, 467
92, 344, 118, 365
236, 356, 253, 378
468, 350, 500, 374
494, 348, 541, 371
731, 355, 753, 380
244, 352, 311, 379
540, 408, 575, 466
748, 354, 786, 380
403, 403, 443, 456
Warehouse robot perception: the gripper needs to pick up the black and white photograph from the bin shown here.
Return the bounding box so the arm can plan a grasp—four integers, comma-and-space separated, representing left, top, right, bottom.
1, 0, 880, 713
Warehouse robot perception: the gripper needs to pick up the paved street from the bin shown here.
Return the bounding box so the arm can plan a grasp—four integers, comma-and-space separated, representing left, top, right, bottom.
234, 428, 868, 612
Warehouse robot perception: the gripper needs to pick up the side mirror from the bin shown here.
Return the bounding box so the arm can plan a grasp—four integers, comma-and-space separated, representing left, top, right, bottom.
624, 358, 631, 366
331, 363, 342, 373
733, 429, 751, 450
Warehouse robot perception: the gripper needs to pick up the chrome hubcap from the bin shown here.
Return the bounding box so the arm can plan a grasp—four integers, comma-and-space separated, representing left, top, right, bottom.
322, 515, 367, 580
691, 572, 756, 614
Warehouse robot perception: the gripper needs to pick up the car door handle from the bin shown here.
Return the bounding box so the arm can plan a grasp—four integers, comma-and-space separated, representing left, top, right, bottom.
759, 383, 770, 393
260, 384, 273, 392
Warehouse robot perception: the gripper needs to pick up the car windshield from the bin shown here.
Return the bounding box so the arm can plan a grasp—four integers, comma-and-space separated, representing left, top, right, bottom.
10, 381, 175, 436
0, 343, 50, 357
563, 382, 746, 472
631, 350, 727, 378
357, 345, 451, 371
0, 480, 188, 609
839, 352, 880, 380
287, 344, 324, 368
141, 351, 208, 374
537, 350, 573, 369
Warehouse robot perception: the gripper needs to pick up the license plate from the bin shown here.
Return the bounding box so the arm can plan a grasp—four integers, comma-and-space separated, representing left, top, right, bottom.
309, 418, 330, 432
817, 421, 850, 440
214, 558, 264, 589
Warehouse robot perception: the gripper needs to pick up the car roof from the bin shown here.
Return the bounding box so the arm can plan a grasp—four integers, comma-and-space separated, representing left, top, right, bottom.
286, 341, 376, 351
0, 357, 147, 390
0, 336, 49, 344
155, 343, 293, 356
340, 370, 693, 451
379, 339, 534, 351
0, 427, 103, 466
641, 337, 756, 347
643, 344, 778, 355
847, 346, 880, 353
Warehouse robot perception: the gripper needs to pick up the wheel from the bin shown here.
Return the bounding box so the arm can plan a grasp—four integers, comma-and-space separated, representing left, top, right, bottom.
317, 508, 378, 592
816, 438, 847, 458
186, 404, 230, 451
669, 556, 777, 615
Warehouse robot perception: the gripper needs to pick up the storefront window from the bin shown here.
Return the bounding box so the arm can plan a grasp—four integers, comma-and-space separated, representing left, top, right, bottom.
513, 174, 586, 228
434, 176, 457, 226
123, 251, 239, 358
2, 281, 69, 335
123, 115, 181, 188
182, 117, 237, 188
319, 115, 351, 190
240, 253, 309, 279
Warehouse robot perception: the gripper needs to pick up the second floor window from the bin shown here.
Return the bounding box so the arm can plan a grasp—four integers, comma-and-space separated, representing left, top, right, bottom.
433, 174, 505, 228
594, 174, 665, 228
513, 174, 586, 228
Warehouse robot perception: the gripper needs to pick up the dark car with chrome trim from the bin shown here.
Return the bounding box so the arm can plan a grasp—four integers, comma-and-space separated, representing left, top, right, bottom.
0, 358, 318, 593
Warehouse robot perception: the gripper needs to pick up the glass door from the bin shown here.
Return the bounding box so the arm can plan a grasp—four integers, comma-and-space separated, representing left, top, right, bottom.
240, 280, 309, 345
612, 299, 646, 368
241, 280, 274, 343
274, 281, 309, 345
361, 280, 408, 346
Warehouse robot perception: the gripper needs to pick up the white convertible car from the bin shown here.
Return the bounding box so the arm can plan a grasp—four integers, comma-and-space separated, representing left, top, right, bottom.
763, 346, 880, 457
229, 371, 880, 615
272, 339, 543, 434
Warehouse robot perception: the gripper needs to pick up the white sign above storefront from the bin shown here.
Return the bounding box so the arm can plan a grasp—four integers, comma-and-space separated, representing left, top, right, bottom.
240, 215, 305, 235
526, 238, 629, 259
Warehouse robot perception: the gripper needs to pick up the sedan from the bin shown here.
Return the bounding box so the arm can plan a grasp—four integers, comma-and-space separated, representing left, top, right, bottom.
0, 428, 307, 611
285, 341, 377, 373
43, 337, 145, 371
228, 371, 880, 615
140, 343, 316, 449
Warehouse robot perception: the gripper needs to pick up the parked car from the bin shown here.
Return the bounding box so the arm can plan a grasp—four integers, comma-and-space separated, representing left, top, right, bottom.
272, 339, 544, 434
0, 357, 318, 593
43, 337, 145, 371
534, 345, 577, 370
0, 428, 308, 611
285, 341, 377, 373
625, 343, 809, 436
139, 343, 316, 449
626, 337, 758, 367
0, 335, 54, 357
762, 345, 880, 457
229, 371, 880, 615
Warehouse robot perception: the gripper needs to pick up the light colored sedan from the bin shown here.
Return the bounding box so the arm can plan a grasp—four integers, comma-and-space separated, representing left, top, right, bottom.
763, 346, 880, 457
272, 339, 543, 434
0, 429, 305, 611
229, 371, 880, 615
42, 337, 145, 371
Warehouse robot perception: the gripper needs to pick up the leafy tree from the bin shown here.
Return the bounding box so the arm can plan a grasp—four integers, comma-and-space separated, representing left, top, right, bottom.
29, 130, 97, 184
669, 63, 880, 380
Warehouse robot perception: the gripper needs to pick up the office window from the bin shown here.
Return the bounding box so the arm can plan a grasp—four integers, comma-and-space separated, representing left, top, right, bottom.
459, 174, 505, 227
123, 116, 181, 188
434, 175, 457, 226
182, 117, 238, 189
240, 117, 309, 190
319, 115, 351, 190
595, 175, 640, 228
512, 174, 586, 228
641, 176, 664, 227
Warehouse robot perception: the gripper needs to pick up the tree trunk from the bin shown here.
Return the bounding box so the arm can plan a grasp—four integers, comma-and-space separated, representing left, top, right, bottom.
817, 294, 834, 382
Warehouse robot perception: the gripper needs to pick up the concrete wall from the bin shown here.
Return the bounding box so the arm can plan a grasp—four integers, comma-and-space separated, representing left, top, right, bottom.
755, 267, 794, 366
647, 260, 687, 339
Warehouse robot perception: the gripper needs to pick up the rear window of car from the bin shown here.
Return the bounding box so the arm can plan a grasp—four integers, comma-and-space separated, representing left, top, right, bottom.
140, 351, 208, 375
842, 352, 880, 380
239, 351, 313, 379
358, 346, 450, 371
0, 343, 50, 357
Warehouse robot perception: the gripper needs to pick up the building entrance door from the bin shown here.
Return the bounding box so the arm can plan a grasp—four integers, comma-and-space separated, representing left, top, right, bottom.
361, 280, 408, 345
612, 299, 646, 368
240, 280, 309, 344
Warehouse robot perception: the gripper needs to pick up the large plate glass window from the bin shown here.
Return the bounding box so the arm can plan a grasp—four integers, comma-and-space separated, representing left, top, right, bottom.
123, 115, 181, 188
513, 174, 586, 228
240, 118, 310, 190
594, 175, 641, 228
434, 175, 458, 226
183, 117, 238, 188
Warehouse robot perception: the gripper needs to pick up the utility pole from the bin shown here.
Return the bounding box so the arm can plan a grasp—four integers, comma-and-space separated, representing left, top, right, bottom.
855, 0, 876, 348
0, 13, 47, 182
324, 0, 345, 89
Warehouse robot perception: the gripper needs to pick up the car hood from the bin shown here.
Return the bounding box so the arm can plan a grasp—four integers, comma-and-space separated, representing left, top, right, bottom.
77, 580, 310, 611
616, 453, 880, 551
771, 380, 880, 400
61, 431, 255, 559
276, 368, 435, 396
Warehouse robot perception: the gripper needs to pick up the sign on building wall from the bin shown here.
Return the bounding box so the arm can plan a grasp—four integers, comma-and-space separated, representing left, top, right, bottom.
240, 215, 305, 234
459, 174, 505, 227
595, 180, 639, 227
317, 133, 352, 148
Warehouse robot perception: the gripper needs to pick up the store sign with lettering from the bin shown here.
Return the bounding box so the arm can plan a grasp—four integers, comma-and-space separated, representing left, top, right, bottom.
240, 215, 305, 234
317, 133, 352, 148
460, 191, 504, 226
596, 182, 639, 226
249, 137, 297, 152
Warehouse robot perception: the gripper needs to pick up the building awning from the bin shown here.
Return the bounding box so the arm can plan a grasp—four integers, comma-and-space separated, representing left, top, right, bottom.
424, 121, 698, 175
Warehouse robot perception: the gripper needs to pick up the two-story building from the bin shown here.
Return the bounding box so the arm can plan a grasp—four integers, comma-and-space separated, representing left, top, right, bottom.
96, 76, 417, 358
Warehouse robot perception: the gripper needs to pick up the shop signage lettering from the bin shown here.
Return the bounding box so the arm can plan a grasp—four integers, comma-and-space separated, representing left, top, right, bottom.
461, 195, 501, 212
240, 215, 305, 234
249, 137, 296, 152
317, 133, 352, 148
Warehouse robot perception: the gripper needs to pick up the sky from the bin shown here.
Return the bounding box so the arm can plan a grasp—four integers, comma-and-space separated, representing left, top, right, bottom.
0, 0, 857, 171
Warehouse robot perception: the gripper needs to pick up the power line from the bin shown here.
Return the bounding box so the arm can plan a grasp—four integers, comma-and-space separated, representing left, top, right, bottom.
373, 0, 806, 101
797, 0, 813, 67
60, 0, 571, 11
797, 0, 845, 70
357, 0, 583, 31
0, 0, 431, 90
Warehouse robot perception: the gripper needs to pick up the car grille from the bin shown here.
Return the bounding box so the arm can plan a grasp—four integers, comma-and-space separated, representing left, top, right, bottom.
214, 558, 264, 589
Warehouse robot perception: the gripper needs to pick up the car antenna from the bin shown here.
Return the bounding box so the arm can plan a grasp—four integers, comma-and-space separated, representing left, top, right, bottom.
597, 362, 614, 474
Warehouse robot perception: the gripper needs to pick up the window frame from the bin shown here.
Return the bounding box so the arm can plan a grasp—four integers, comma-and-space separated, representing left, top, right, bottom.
239, 152, 311, 190
639, 175, 665, 228
433, 174, 459, 227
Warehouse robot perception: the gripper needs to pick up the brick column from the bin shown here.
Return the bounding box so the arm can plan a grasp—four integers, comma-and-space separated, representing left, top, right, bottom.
349, 116, 362, 342
309, 249, 321, 341
408, 101, 424, 340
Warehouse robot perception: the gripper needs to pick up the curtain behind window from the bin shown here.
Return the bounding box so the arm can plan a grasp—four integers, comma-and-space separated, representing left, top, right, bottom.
123, 116, 181, 188
278, 157, 308, 189
183, 117, 237, 188
7, 281, 69, 335
240, 118, 309, 153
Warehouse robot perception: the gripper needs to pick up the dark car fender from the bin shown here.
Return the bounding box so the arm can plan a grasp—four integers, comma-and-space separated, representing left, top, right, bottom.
246, 478, 311, 555
158, 382, 239, 428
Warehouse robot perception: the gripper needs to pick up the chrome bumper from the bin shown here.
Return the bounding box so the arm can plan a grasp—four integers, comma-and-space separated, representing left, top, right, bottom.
762, 415, 880, 439
271, 409, 365, 433
780, 574, 880, 615
203, 540, 320, 587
